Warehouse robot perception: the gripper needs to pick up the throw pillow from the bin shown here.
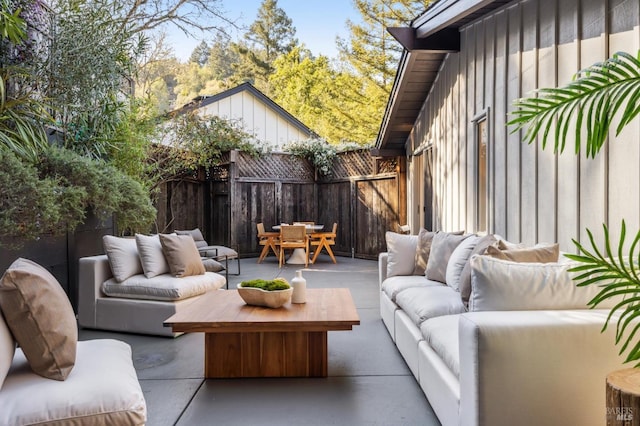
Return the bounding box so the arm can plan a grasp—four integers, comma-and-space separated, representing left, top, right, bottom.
103, 235, 143, 282
426, 232, 470, 283
0, 309, 15, 389
0, 258, 77, 380
385, 232, 419, 277
202, 258, 225, 272
493, 236, 524, 250
135, 233, 170, 278
413, 228, 436, 275
468, 255, 618, 311
175, 228, 207, 248
459, 234, 497, 306
444, 235, 480, 291
160, 234, 206, 277
485, 243, 560, 263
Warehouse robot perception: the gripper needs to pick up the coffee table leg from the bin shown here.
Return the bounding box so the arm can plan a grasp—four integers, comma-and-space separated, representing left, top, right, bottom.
204, 331, 328, 378
308, 331, 328, 377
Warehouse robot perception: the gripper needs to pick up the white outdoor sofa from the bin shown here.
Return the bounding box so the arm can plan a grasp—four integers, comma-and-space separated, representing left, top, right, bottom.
379, 230, 629, 426
78, 234, 226, 337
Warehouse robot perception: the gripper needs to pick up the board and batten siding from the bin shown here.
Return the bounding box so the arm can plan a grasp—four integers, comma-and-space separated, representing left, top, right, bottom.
409, 0, 640, 250
197, 90, 309, 150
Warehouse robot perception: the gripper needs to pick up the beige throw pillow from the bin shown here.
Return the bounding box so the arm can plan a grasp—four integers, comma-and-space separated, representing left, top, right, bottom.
413, 229, 436, 275
485, 243, 559, 263
160, 234, 206, 277
0, 258, 77, 380
426, 232, 470, 283
103, 235, 143, 282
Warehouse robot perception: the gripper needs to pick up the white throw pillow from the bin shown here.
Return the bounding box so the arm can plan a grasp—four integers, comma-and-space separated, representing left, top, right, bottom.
135, 234, 170, 278
469, 255, 615, 311
385, 232, 418, 277
445, 235, 480, 291
103, 236, 143, 282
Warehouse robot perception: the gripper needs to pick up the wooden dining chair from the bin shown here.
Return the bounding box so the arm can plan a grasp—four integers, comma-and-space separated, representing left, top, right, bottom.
279, 225, 309, 268
310, 222, 338, 264
256, 223, 280, 263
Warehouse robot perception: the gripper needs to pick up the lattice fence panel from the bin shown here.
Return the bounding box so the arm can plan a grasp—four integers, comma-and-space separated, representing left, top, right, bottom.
328, 150, 375, 179
377, 157, 398, 174
237, 152, 314, 181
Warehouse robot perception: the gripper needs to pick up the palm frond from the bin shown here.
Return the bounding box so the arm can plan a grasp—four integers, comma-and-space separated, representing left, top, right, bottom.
568, 221, 640, 365
508, 51, 640, 158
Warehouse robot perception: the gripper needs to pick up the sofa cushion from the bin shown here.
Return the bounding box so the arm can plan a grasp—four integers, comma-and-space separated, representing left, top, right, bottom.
426, 232, 470, 283
135, 234, 170, 278
0, 339, 146, 425
385, 232, 418, 277
102, 272, 225, 301
0, 258, 77, 381
0, 309, 15, 389
469, 255, 614, 311
420, 315, 460, 377
395, 286, 466, 325
413, 229, 436, 275
103, 235, 143, 282
485, 243, 559, 263
459, 234, 497, 306
160, 234, 206, 277
381, 275, 443, 302
445, 235, 480, 291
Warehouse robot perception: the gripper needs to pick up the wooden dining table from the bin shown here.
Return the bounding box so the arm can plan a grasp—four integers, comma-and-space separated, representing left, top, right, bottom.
272, 224, 324, 264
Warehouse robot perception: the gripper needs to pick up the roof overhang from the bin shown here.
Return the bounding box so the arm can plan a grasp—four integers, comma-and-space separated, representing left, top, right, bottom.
375, 0, 510, 154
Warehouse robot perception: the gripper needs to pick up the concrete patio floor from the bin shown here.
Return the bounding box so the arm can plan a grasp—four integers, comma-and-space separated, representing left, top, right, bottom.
79, 254, 441, 426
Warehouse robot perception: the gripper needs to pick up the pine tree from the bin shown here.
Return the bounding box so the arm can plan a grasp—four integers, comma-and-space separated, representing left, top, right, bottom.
333, 0, 431, 142
338, 0, 429, 91
188, 41, 210, 66
206, 33, 239, 83
239, 0, 298, 93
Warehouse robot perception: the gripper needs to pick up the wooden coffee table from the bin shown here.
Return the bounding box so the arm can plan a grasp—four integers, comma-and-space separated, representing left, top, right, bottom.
164, 288, 360, 378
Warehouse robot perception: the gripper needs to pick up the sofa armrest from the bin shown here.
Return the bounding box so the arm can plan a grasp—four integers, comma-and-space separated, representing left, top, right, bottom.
78, 255, 112, 328
458, 310, 627, 426
378, 252, 388, 290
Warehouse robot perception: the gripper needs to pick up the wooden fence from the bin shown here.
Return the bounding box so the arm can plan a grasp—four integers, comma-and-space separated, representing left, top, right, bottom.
156, 150, 406, 260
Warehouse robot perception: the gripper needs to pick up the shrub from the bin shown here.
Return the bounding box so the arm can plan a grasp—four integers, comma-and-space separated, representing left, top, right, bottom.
38, 146, 156, 234
284, 138, 337, 176
0, 150, 86, 246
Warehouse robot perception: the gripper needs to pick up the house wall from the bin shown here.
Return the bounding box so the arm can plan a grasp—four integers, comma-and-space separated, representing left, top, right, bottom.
409, 0, 640, 250
197, 91, 309, 150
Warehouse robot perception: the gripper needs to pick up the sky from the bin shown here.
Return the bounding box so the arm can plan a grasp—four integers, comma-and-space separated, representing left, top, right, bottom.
165, 0, 362, 62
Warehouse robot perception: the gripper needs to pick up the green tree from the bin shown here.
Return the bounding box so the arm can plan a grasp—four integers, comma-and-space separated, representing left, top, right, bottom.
338, 0, 429, 90
334, 0, 431, 141
173, 61, 217, 108
238, 0, 298, 93
189, 40, 210, 65
206, 32, 240, 83
135, 32, 182, 113
270, 46, 385, 145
